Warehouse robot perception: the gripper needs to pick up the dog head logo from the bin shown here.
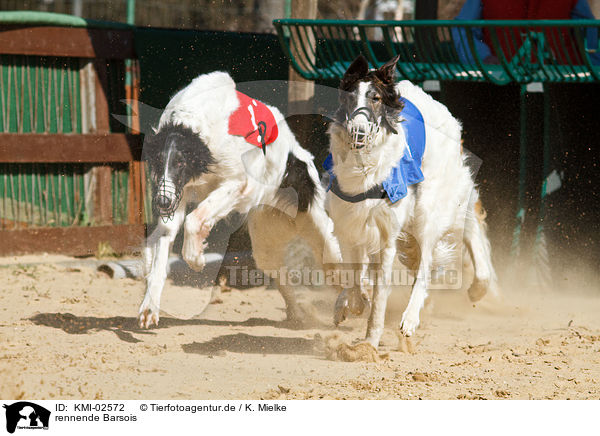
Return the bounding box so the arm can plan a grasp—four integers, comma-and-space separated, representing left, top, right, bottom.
3, 402, 50, 434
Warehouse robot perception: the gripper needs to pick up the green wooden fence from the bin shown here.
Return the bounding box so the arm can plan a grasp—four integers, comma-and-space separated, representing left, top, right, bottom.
0, 11, 290, 255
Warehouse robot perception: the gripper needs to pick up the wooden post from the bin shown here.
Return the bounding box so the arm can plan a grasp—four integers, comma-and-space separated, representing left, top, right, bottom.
590, 0, 600, 18
415, 0, 438, 19
127, 60, 144, 225
80, 60, 96, 223
92, 59, 113, 226
437, 0, 467, 20
287, 0, 317, 149
125, 0, 144, 226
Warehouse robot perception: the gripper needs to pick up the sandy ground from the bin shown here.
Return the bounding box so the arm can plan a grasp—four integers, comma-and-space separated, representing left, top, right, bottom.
1, 256, 599, 400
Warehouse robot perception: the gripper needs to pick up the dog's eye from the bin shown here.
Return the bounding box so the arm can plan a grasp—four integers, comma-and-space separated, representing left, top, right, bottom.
372, 95, 381, 102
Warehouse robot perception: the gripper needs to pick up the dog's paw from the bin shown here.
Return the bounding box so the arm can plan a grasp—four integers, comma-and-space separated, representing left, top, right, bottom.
183, 216, 212, 272
182, 237, 206, 272
351, 288, 371, 316
333, 289, 371, 326
363, 333, 383, 349
467, 278, 489, 302
333, 290, 351, 325
185, 214, 213, 239
182, 228, 208, 272
139, 298, 160, 328
399, 308, 420, 337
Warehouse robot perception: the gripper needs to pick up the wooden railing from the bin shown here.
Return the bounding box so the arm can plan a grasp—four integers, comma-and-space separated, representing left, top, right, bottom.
0, 15, 146, 256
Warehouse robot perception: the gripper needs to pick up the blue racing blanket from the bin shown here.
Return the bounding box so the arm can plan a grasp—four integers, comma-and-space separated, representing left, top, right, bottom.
324, 97, 426, 203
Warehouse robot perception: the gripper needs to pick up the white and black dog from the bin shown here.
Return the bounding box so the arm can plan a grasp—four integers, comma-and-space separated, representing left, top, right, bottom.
139, 71, 340, 328
326, 55, 497, 347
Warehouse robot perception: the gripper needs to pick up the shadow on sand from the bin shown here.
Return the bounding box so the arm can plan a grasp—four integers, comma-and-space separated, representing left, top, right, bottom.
28, 312, 293, 343
29, 313, 326, 356
28, 312, 342, 346
182, 333, 319, 356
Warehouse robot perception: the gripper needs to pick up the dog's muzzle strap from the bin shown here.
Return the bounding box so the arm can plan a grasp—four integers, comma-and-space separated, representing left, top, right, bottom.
155, 178, 182, 222
347, 106, 381, 151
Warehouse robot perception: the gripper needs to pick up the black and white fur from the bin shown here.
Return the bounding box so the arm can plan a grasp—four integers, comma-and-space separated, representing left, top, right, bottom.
139, 71, 340, 328
327, 55, 497, 347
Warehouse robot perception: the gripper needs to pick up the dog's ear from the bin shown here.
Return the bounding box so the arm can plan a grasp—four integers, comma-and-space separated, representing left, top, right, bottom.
346, 54, 369, 78
376, 55, 400, 84
340, 54, 369, 90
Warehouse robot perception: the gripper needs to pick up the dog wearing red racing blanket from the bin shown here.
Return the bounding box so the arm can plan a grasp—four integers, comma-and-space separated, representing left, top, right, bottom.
139, 71, 341, 329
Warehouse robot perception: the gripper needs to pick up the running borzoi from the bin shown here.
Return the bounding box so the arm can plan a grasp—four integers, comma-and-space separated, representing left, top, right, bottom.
326, 55, 497, 348
139, 71, 340, 328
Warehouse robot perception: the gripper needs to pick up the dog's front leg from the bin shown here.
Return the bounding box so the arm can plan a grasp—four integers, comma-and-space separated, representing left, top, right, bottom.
364, 243, 396, 348
139, 205, 186, 328
334, 246, 370, 325
182, 180, 245, 271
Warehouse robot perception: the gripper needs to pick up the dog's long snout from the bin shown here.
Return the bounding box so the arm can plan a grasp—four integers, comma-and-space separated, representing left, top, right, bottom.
352, 116, 371, 132
348, 107, 374, 125
347, 111, 371, 137
154, 178, 181, 221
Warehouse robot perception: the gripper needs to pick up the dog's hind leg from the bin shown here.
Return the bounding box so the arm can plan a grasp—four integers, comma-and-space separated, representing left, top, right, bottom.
249, 206, 329, 328
139, 201, 186, 328
463, 196, 498, 302
248, 207, 305, 324
296, 204, 342, 268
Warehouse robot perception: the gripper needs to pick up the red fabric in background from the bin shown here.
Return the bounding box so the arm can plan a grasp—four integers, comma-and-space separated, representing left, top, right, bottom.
228, 91, 279, 150
481, 0, 582, 64
482, 0, 577, 20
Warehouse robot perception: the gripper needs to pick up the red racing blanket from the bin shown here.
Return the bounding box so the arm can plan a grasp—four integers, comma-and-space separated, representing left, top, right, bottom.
228, 91, 279, 154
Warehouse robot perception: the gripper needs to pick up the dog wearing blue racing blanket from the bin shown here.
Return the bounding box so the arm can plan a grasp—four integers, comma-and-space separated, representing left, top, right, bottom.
326, 55, 498, 350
